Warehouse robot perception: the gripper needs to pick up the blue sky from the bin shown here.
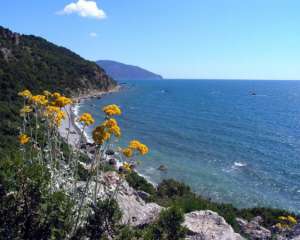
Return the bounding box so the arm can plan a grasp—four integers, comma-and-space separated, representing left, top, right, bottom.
1, 0, 300, 79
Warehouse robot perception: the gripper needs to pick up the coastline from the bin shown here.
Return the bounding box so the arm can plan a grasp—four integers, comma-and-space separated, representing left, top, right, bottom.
58, 84, 157, 186
58, 85, 121, 148
58, 83, 299, 214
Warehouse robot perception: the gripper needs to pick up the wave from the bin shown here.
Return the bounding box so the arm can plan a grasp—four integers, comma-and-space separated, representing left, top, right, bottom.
234, 161, 247, 167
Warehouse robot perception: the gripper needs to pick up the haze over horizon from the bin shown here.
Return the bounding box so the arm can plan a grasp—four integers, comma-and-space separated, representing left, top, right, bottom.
1, 0, 300, 80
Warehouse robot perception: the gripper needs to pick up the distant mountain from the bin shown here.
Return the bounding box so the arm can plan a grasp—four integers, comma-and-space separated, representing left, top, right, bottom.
96, 60, 163, 80
0, 26, 116, 152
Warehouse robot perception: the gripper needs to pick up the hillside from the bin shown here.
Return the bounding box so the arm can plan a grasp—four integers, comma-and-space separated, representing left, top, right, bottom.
97, 60, 163, 80
0, 26, 116, 153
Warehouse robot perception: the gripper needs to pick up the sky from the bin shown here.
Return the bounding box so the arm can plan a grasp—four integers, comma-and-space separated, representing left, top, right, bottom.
1, 0, 300, 80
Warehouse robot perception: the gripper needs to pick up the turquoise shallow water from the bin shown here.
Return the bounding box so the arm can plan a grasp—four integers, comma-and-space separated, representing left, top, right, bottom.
78, 80, 300, 213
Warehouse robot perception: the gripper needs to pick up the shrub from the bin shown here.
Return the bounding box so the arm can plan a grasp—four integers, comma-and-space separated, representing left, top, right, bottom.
144, 206, 187, 240
156, 179, 192, 198
152, 178, 299, 233
0, 154, 73, 239
126, 171, 156, 196
84, 199, 122, 239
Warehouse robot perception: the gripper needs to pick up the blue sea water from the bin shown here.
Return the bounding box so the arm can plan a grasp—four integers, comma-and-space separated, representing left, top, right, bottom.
78, 80, 300, 213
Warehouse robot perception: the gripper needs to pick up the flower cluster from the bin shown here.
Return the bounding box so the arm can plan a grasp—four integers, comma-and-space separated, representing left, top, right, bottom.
18, 89, 32, 99
276, 215, 298, 230
92, 119, 121, 145
51, 96, 73, 108
122, 148, 133, 158
18, 89, 73, 130
20, 105, 33, 115
128, 140, 149, 155
16, 95, 151, 236
92, 126, 111, 145
18, 134, 30, 145
121, 140, 149, 172
44, 106, 66, 126
102, 118, 121, 137
102, 104, 122, 116
18, 89, 73, 110
30, 95, 48, 106
78, 113, 95, 126
43, 90, 51, 97
122, 162, 132, 172
122, 140, 149, 158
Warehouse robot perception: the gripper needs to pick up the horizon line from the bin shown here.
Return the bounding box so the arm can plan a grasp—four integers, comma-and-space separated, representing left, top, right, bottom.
161, 78, 300, 81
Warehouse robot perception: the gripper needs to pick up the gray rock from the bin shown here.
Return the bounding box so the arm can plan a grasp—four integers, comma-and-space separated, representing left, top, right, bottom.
0, 47, 13, 61
105, 149, 115, 155
252, 216, 264, 224
183, 210, 244, 240
136, 190, 151, 201
236, 217, 271, 240
158, 164, 167, 171
291, 224, 300, 240
108, 158, 117, 166
98, 172, 163, 227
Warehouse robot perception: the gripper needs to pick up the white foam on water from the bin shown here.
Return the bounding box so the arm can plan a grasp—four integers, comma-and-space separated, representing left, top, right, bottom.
73, 104, 93, 143
73, 104, 80, 116
223, 161, 247, 173
234, 162, 247, 167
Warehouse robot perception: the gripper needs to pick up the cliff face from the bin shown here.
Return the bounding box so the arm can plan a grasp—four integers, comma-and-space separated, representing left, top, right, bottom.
0, 26, 116, 152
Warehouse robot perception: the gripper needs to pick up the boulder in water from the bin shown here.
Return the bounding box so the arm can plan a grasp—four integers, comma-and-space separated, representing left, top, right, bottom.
158, 165, 167, 172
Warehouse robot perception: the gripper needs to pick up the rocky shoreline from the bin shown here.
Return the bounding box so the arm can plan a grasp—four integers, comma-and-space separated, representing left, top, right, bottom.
59, 85, 121, 148
58, 86, 300, 240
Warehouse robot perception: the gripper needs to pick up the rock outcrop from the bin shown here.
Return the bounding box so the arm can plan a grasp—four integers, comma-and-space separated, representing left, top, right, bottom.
183, 210, 244, 240
74, 171, 163, 227
236, 216, 271, 240
106, 172, 163, 226
291, 224, 300, 239
273, 223, 300, 240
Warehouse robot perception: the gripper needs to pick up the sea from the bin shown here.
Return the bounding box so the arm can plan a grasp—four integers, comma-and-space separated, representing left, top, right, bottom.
76, 80, 300, 213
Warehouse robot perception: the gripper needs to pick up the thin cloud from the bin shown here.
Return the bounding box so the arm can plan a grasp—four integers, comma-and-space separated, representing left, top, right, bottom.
89, 32, 97, 37
57, 0, 106, 20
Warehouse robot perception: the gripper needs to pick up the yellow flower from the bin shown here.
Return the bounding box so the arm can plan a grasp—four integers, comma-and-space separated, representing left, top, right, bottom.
102, 104, 122, 116
52, 92, 61, 98
101, 118, 121, 137
54, 110, 66, 126
78, 113, 94, 126
43, 90, 51, 97
138, 143, 149, 155
275, 223, 283, 229
102, 118, 118, 128
278, 216, 287, 221
44, 106, 60, 116
92, 125, 110, 145
122, 162, 132, 172
108, 125, 121, 138
44, 106, 65, 126
31, 95, 48, 106
52, 96, 73, 108
122, 148, 133, 158
20, 106, 33, 114
287, 216, 297, 225
128, 140, 149, 155
129, 140, 141, 150
18, 89, 32, 99
18, 134, 30, 145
